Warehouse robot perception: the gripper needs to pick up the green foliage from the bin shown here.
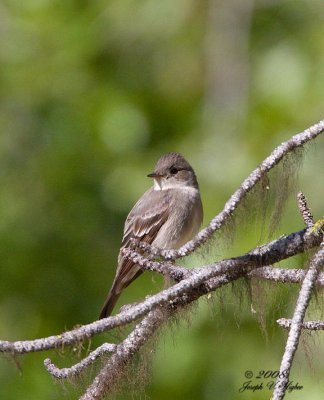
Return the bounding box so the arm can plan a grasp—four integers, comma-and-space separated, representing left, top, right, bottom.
0, 1, 323, 399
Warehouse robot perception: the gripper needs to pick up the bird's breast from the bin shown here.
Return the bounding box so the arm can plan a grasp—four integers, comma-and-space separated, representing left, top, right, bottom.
152, 187, 203, 250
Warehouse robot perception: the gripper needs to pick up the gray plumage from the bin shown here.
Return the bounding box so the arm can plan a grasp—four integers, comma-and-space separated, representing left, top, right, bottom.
99, 153, 203, 319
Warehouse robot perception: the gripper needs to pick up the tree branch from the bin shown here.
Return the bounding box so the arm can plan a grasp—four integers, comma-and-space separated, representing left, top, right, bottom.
277, 318, 324, 331
249, 266, 324, 286
80, 309, 166, 400
273, 240, 324, 400
0, 227, 321, 356
122, 247, 191, 281
44, 343, 117, 379
297, 192, 314, 228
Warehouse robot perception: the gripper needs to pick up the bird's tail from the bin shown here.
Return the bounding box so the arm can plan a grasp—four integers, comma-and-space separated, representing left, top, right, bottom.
99, 285, 121, 319
99, 262, 143, 319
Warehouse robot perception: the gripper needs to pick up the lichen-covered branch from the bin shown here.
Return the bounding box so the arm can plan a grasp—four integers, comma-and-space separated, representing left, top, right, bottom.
0, 227, 321, 356
118, 250, 324, 287
249, 266, 324, 286
273, 240, 324, 400
122, 247, 191, 281
297, 192, 314, 228
277, 318, 324, 331
44, 343, 116, 379
80, 309, 166, 400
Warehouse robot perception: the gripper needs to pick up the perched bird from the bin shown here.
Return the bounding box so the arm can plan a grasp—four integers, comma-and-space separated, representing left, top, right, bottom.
99, 153, 203, 319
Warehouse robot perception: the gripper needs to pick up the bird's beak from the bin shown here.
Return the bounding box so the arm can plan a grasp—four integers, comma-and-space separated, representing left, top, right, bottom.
147, 171, 160, 178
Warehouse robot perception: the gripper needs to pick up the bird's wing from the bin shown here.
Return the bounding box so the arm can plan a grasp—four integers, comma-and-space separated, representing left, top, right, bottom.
122, 188, 170, 246
115, 188, 171, 290
99, 188, 171, 318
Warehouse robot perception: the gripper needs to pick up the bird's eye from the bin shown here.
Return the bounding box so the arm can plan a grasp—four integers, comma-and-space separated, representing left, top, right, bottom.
170, 167, 178, 175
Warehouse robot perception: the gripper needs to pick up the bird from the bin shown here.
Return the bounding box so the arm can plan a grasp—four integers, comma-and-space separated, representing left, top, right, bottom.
99, 152, 203, 319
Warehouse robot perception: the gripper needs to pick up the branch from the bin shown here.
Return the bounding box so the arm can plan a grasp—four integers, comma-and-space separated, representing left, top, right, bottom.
297, 192, 314, 227
273, 240, 324, 400
123, 251, 324, 287
249, 266, 324, 286
134, 119, 324, 260
0, 227, 321, 356
80, 309, 166, 400
277, 318, 324, 331
80, 228, 323, 400
122, 247, 191, 281
44, 343, 116, 379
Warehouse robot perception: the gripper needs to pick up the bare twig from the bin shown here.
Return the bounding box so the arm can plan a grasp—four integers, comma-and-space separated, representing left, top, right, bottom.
273, 240, 324, 400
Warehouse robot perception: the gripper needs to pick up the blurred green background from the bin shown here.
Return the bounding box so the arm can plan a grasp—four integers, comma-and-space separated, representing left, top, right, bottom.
0, 0, 324, 399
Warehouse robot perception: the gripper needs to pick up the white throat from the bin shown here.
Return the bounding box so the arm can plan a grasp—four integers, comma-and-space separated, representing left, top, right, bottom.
153, 178, 195, 191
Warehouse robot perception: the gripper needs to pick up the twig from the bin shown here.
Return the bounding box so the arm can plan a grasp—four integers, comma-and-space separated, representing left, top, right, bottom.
249, 266, 324, 286
273, 240, 324, 400
122, 248, 191, 281
297, 192, 314, 227
277, 318, 324, 331
44, 343, 116, 379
